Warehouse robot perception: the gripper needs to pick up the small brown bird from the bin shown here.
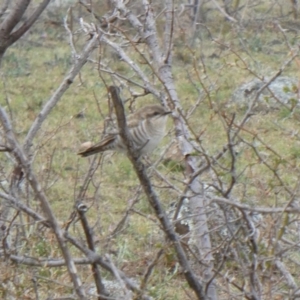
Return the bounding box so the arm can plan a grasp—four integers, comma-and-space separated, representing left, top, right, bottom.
78, 104, 171, 157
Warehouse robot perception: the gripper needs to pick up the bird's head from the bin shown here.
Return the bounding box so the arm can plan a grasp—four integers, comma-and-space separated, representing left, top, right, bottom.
139, 105, 172, 122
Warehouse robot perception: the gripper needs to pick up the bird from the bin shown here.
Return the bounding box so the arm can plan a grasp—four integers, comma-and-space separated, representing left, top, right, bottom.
78, 104, 172, 157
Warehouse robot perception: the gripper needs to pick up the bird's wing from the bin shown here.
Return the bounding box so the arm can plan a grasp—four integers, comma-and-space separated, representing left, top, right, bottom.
127, 114, 143, 129
78, 116, 144, 157
78, 133, 118, 157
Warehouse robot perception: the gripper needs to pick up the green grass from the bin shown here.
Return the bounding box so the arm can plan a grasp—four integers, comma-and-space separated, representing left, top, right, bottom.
1, 1, 300, 299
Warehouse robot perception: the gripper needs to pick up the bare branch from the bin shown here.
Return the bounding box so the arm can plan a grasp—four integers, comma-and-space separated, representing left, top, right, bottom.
211, 196, 300, 214
163, 0, 174, 63
9, 0, 52, 45
109, 85, 207, 300
275, 260, 297, 290
77, 203, 109, 299
23, 33, 99, 154
0, 191, 49, 226
210, 0, 238, 23
0, 0, 9, 19
9, 254, 91, 267
0, 0, 30, 36
66, 233, 154, 300
0, 107, 86, 299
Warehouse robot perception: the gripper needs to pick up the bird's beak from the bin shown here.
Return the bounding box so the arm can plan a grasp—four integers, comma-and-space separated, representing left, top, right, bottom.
164, 111, 172, 115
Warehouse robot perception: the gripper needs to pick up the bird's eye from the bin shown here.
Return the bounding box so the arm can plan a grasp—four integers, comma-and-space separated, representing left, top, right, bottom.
153, 112, 160, 116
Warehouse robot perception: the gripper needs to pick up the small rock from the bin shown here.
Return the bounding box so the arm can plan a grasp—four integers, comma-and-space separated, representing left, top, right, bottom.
231, 76, 299, 111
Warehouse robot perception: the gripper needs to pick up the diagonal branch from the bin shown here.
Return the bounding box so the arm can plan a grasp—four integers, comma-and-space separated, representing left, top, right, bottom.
0, 0, 30, 36
9, 0, 51, 45
0, 0, 9, 19
0, 191, 49, 226
109, 85, 207, 300
0, 107, 86, 300
23, 33, 99, 154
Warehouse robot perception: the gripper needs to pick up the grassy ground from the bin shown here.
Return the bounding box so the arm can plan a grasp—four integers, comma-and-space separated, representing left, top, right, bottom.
1, 1, 300, 299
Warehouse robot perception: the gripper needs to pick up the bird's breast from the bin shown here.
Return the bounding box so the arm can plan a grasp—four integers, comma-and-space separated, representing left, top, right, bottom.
137, 117, 167, 154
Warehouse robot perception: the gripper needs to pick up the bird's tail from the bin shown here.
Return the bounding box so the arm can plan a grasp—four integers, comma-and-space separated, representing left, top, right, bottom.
78, 134, 118, 157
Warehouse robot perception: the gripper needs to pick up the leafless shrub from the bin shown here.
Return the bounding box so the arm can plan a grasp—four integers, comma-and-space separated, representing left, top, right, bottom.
1, 1, 300, 300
